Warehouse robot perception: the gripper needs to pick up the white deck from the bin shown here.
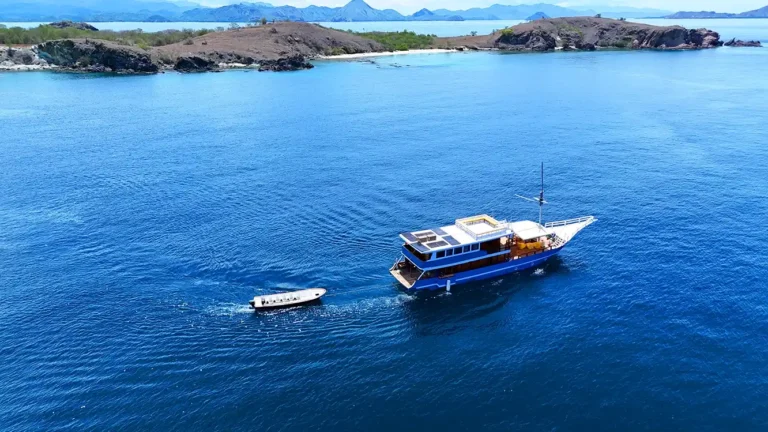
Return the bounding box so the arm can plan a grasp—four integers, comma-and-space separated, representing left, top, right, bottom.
401, 214, 548, 252
440, 224, 477, 245
464, 219, 498, 235
545, 216, 597, 242
400, 214, 597, 254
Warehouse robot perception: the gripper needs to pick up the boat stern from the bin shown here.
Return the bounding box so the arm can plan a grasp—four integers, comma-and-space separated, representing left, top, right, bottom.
390, 268, 416, 289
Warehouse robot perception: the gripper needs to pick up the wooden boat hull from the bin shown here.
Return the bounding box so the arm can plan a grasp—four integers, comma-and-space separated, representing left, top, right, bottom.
249, 288, 326, 310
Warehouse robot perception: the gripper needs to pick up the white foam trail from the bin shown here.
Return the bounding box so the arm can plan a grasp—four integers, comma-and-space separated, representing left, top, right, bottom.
318, 293, 414, 316
206, 303, 253, 316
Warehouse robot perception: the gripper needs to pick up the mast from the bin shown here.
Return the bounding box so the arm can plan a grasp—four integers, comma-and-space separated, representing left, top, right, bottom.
539, 162, 544, 224
514, 163, 548, 224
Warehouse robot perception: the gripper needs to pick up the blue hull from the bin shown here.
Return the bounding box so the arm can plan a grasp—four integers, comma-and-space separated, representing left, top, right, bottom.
409, 247, 563, 291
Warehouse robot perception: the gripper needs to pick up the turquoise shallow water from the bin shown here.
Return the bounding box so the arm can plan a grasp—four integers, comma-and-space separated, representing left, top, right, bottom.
1, 46, 768, 430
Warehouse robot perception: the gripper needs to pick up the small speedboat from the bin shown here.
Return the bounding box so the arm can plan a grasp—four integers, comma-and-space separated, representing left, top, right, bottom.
249, 288, 326, 310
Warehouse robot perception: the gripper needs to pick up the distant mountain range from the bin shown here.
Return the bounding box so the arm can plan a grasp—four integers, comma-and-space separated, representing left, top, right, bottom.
0, 0, 198, 21
665, 5, 768, 19
526, 11, 550, 20
0, 0, 674, 23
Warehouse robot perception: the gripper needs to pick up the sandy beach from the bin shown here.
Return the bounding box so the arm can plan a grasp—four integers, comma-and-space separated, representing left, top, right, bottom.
317, 48, 458, 60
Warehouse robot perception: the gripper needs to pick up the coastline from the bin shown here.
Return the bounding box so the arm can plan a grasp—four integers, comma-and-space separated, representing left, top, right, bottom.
2, 18, 762, 75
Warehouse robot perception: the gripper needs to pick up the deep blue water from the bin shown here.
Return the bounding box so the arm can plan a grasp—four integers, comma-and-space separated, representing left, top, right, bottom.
2, 47, 768, 431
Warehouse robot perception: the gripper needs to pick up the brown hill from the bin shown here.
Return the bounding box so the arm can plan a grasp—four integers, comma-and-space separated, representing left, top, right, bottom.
439, 17, 722, 51
156, 22, 386, 71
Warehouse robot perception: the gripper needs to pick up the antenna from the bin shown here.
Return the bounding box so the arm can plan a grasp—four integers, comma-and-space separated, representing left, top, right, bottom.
514, 162, 547, 224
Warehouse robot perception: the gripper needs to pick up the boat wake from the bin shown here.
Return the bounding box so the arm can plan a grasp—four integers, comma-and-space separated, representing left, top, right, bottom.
205, 302, 254, 316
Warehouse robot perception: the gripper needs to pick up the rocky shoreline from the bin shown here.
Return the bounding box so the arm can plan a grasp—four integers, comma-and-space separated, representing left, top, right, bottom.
724, 38, 762, 47
0, 18, 763, 74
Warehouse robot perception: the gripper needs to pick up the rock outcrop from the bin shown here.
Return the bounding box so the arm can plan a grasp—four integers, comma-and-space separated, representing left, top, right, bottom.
48, 21, 99, 32
37, 39, 158, 73
0, 46, 51, 71
173, 54, 219, 72
724, 38, 763, 47
438, 17, 724, 52
496, 28, 556, 51
257, 54, 314, 71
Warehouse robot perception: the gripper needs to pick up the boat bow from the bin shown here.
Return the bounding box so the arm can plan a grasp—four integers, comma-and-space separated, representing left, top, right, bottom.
544, 216, 597, 245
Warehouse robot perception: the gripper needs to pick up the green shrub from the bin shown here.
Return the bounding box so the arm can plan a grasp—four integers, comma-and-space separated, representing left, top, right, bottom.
0, 25, 215, 47
326, 46, 348, 56
558, 24, 584, 37
351, 30, 434, 51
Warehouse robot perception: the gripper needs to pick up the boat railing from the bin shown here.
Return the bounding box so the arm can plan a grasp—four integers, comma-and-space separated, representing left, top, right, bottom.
390, 254, 404, 271
457, 219, 510, 241
544, 216, 595, 228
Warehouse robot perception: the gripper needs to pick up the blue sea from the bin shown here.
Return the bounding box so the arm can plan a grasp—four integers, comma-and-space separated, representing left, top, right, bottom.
2, 44, 768, 430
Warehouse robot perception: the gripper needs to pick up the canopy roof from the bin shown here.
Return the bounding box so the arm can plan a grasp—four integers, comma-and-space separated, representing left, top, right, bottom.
508, 220, 549, 241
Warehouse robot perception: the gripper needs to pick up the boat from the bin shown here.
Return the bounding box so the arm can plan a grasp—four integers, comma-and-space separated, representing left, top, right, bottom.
389, 164, 596, 291
249, 288, 327, 309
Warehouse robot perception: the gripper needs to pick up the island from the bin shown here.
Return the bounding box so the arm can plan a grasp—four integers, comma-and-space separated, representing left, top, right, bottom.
664, 5, 768, 19
0, 17, 761, 74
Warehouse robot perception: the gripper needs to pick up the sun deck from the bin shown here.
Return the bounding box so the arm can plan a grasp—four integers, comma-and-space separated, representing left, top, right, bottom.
399, 214, 514, 254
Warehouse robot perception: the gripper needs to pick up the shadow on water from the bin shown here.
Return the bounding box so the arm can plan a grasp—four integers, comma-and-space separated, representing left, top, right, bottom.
399, 257, 570, 334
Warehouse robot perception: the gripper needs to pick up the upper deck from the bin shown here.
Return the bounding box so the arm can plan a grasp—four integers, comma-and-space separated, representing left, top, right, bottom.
399, 214, 514, 255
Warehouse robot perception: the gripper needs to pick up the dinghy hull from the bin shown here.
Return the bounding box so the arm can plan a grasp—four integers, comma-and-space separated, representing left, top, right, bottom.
249, 288, 327, 310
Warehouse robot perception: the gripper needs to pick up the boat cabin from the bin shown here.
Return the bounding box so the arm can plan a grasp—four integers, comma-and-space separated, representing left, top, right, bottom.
391, 214, 559, 288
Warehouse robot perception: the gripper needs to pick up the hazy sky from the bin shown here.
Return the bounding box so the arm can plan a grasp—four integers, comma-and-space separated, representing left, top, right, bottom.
195, 0, 767, 14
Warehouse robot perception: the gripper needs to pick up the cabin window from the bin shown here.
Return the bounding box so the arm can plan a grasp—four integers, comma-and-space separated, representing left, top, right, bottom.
446, 249, 453, 257
463, 246, 470, 253
453, 247, 462, 255
404, 244, 429, 262
471, 244, 479, 251
436, 251, 445, 258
